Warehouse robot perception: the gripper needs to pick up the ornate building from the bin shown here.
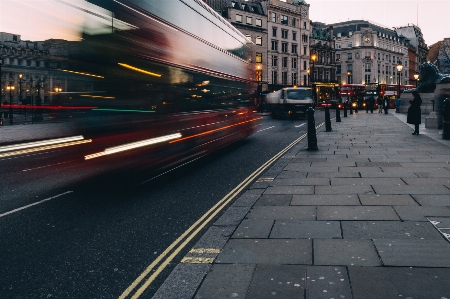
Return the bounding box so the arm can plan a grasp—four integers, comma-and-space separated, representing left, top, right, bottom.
310, 22, 338, 102
329, 20, 409, 87
395, 24, 428, 69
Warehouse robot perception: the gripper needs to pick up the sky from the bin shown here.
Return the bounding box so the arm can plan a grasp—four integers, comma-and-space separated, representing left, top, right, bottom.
0, 0, 449, 46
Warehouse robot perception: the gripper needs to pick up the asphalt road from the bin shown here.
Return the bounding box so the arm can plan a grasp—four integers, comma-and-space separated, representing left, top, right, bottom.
0, 110, 327, 298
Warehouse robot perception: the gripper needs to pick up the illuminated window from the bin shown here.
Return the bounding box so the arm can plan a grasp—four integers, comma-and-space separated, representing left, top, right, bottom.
256, 53, 262, 63
256, 18, 262, 27
256, 70, 262, 81
246, 16, 252, 25
256, 36, 262, 46
236, 14, 242, 23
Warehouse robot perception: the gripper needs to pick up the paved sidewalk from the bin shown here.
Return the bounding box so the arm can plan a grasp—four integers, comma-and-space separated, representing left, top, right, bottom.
153, 111, 450, 299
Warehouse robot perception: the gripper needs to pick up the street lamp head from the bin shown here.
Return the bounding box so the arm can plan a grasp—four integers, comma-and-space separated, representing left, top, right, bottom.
396, 61, 403, 72
306, 68, 310, 74
414, 72, 419, 80
19, 73, 23, 79
310, 53, 317, 62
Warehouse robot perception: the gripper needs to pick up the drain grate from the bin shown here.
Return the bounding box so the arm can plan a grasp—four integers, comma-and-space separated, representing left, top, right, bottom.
428, 217, 450, 242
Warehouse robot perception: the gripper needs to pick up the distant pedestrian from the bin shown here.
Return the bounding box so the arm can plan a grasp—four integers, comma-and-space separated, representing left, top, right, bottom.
377, 96, 383, 113
368, 96, 375, 113
395, 97, 401, 113
383, 96, 389, 114
407, 91, 422, 135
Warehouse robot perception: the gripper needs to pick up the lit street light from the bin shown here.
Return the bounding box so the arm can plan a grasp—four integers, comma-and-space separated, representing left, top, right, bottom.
310, 53, 317, 103
414, 72, 419, 87
396, 61, 403, 101
7, 83, 15, 125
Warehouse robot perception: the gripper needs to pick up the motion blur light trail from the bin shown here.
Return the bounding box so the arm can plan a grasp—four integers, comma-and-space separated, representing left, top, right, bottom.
84, 133, 182, 160
118, 63, 162, 77
0, 136, 86, 153
0, 140, 92, 158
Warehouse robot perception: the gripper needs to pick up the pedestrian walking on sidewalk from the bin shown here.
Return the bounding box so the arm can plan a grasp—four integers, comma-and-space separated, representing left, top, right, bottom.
369, 96, 375, 113
377, 96, 383, 113
395, 97, 401, 113
383, 96, 389, 114
407, 90, 422, 135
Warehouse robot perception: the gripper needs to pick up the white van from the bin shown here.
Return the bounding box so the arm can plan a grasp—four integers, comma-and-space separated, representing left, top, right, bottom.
265, 87, 314, 118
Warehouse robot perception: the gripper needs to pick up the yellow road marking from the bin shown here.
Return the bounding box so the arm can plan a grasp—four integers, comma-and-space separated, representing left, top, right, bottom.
120, 122, 323, 298
181, 257, 215, 264
189, 248, 221, 254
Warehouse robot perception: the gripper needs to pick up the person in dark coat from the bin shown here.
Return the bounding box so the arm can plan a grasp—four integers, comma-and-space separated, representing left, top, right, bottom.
368, 96, 375, 113
377, 96, 383, 113
383, 96, 389, 114
407, 91, 422, 135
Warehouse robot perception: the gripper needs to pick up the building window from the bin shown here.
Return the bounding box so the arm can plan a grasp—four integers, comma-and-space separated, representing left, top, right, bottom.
292, 18, 296, 27
27, 60, 31, 67
347, 64, 353, 72
348, 75, 353, 84
272, 55, 278, 67
303, 60, 307, 70
378, 64, 380, 73
303, 22, 307, 29
365, 64, 371, 72
246, 16, 252, 25
348, 53, 352, 60
281, 15, 288, 25
13, 35, 18, 41
365, 52, 371, 58
272, 27, 277, 37
246, 35, 251, 41
282, 57, 288, 68
336, 54, 341, 61
378, 53, 381, 60
272, 71, 278, 84
256, 18, 262, 27
292, 31, 297, 40
365, 75, 371, 83
303, 75, 307, 86
336, 43, 341, 49
256, 53, 262, 63
325, 71, 329, 81
281, 42, 288, 53
303, 46, 307, 55
292, 73, 298, 85
256, 36, 262, 46
281, 29, 288, 39
292, 57, 297, 69
348, 43, 353, 48
336, 65, 341, 74
236, 14, 242, 23
272, 12, 276, 22
271, 40, 278, 51
282, 72, 288, 84
291, 44, 298, 54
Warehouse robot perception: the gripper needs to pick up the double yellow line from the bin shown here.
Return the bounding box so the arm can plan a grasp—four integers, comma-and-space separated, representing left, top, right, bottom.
120, 127, 318, 298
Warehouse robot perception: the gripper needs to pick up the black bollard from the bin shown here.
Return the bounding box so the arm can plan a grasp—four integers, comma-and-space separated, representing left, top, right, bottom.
350, 103, 353, 115
443, 98, 450, 140
325, 106, 332, 131
343, 102, 347, 117
355, 103, 358, 113
307, 107, 318, 150
336, 104, 341, 122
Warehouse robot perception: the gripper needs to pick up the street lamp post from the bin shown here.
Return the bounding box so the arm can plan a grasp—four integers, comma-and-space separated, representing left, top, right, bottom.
396, 62, 403, 101
414, 72, 419, 87
310, 53, 317, 104
306, 68, 310, 86
0, 58, 3, 106
7, 82, 14, 125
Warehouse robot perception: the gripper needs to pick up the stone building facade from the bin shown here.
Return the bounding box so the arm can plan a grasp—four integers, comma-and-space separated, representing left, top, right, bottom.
428, 38, 450, 75
0, 32, 72, 105
329, 20, 409, 87
395, 24, 428, 69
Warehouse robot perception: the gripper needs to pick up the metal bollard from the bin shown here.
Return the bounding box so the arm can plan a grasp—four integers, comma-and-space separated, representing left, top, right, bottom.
443, 98, 450, 140
349, 103, 353, 115
343, 102, 347, 117
325, 105, 332, 131
307, 107, 318, 150
336, 104, 341, 122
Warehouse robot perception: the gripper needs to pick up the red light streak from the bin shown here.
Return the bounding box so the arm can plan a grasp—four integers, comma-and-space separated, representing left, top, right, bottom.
0, 104, 98, 110
169, 117, 261, 143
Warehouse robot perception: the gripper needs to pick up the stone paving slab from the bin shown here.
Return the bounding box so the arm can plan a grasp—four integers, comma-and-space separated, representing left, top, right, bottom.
317, 206, 399, 220
231, 219, 273, 239
275, 171, 308, 179
264, 186, 314, 195
194, 264, 255, 299
290, 158, 327, 163
342, 221, 443, 239
393, 206, 450, 221
399, 162, 450, 168
291, 194, 360, 206
315, 185, 374, 195
310, 162, 356, 167
284, 165, 339, 172
429, 217, 450, 229
355, 162, 402, 167
313, 239, 381, 266
359, 171, 418, 178
246, 265, 306, 299
402, 178, 450, 185
216, 239, 312, 264
415, 171, 450, 178
253, 194, 292, 206
338, 166, 382, 172
270, 178, 330, 186
270, 220, 341, 239
372, 185, 450, 195
246, 206, 316, 220
307, 172, 361, 178
414, 194, 450, 206
305, 266, 352, 299
373, 239, 450, 267
348, 267, 450, 299
359, 194, 418, 205
330, 178, 405, 186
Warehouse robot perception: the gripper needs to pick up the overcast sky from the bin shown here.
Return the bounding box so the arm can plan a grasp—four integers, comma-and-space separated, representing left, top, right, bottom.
0, 0, 449, 46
